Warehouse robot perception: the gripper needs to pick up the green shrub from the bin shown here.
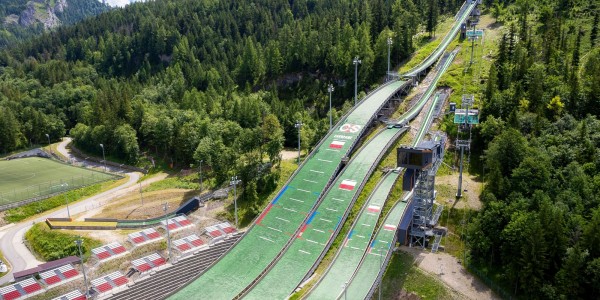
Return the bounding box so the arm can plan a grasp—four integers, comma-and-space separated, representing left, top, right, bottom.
25, 222, 102, 261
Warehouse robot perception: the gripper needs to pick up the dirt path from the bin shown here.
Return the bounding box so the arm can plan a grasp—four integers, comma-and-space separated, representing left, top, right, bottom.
402, 247, 499, 300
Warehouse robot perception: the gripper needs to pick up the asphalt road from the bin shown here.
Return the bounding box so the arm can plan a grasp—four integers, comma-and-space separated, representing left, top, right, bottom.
0, 138, 141, 285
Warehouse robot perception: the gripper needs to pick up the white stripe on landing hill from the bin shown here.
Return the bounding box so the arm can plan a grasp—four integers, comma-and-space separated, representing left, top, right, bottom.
289, 198, 304, 203
297, 189, 311, 193
317, 158, 333, 163
282, 207, 298, 213
306, 239, 319, 244
275, 217, 289, 222
260, 236, 275, 243
303, 179, 318, 184
332, 198, 344, 202
299, 250, 311, 255
310, 170, 324, 174
320, 218, 332, 223
312, 229, 325, 233
267, 226, 282, 233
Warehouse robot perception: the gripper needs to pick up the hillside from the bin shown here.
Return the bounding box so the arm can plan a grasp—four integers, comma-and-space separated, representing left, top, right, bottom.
0, 0, 109, 47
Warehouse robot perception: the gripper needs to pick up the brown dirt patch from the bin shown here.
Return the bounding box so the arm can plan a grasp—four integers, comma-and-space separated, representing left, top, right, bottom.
436, 173, 482, 210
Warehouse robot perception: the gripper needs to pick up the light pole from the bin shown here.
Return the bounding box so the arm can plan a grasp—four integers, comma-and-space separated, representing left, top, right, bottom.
353, 56, 362, 106
99, 143, 106, 172
341, 281, 348, 300
387, 37, 393, 81
294, 121, 303, 164
75, 237, 90, 298
45, 133, 51, 154
198, 160, 203, 191
327, 84, 334, 130
139, 182, 143, 206
163, 203, 171, 260
230, 176, 241, 228
63, 183, 71, 219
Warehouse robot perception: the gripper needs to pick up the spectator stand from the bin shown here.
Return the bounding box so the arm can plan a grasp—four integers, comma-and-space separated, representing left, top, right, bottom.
51, 290, 86, 300
38, 264, 81, 288
159, 216, 194, 233
0, 278, 44, 300
127, 228, 162, 247
204, 224, 225, 239
216, 222, 236, 235
90, 271, 128, 296
92, 242, 129, 264
172, 234, 207, 256
130, 253, 167, 274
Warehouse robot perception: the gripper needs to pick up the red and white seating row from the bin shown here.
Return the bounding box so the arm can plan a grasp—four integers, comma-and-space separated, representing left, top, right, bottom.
92, 242, 128, 261
217, 222, 236, 234
128, 228, 162, 246
39, 264, 80, 286
90, 271, 128, 294
173, 234, 205, 253
0, 278, 43, 300
51, 289, 86, 300
160, 216, 193, 232
205, 225, 225, 238
131, 253, 166, 273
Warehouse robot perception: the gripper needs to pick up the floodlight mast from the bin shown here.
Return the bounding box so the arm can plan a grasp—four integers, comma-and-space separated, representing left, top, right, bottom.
353, 56, 362, 105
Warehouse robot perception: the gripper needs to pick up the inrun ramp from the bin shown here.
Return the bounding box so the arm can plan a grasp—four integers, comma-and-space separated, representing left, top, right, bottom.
341, 53, 457, 300
169, 81, 407, 300
307, 86, 447, 300
249, 51, 456, 299
402, 1, 476, 78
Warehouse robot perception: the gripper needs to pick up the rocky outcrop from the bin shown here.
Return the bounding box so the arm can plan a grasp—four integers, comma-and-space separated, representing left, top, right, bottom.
17, 0, 63, 29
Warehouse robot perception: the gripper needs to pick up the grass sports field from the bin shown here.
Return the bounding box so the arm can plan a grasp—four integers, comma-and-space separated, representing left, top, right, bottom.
0, 157, 117, 206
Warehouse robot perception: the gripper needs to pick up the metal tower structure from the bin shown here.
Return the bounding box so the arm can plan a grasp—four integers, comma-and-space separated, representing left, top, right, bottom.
455, 95, 477, 198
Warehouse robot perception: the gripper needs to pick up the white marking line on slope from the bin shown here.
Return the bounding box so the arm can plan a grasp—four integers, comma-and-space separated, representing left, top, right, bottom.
289, 198, 304, 203
310, 170, 324, 174
379, 240, 388, 243
299, 250, 311, 255
325, 149, 339, 152
306, 239, 319, 245
312, 229, 325, 233
260, 236, 275, 243
362, 223, 371, 227
317, 158, 333, 163
350, 246, 362, 250
283, 207, 298, 213
320, 218, 332, 223
275, 217, 289, 222
303, 179, 318, 184
326, 208, 338, 212
297, 189, 311, 193
267, 226, 282, 233
332, 198, 344, 202
367, 213, 377, 216
356, 235, 366, 238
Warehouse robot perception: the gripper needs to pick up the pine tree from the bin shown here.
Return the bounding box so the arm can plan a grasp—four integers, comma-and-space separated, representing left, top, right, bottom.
426, 0, 439, 37
591, 13, 599, 47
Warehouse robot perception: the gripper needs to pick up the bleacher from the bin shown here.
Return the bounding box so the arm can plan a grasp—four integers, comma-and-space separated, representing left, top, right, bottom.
108, 232, 243, 300
51, 290, 86, 300
0, 278, 43, 300
38, 264, 80, 287
91, 271, 128, 294
204, 225, 224, 238
92, 242, 128, 262
172, 234, 205, 253
216, 222, 236, 234
131, 253, 166, 273
128, 228, 162, 246
160, 216, 194, 232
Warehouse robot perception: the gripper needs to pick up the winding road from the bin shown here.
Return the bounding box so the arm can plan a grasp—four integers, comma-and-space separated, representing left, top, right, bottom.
0, 138, 142, 285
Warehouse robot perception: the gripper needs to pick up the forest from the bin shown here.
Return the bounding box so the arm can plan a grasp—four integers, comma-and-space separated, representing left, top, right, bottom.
467, 0, 600, 298
0, 0, 459, 193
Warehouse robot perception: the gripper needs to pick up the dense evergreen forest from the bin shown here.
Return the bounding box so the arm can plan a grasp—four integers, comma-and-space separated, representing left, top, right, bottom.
0, 0, 460, 186
467, 0, 600, 298
0, 0, 110, 48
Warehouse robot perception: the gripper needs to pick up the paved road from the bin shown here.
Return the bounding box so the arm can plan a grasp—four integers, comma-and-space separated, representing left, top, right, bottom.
0, 138, 141, 285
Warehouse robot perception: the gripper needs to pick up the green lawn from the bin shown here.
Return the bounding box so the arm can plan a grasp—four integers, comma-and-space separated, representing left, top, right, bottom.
0, 157, 117, 205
